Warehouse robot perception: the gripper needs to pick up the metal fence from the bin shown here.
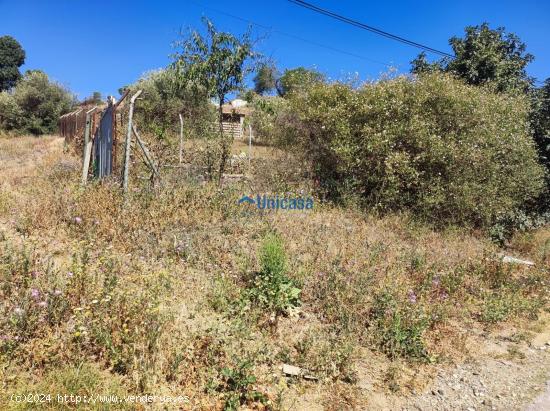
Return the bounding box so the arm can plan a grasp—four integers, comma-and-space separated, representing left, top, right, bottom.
59, 91, 129, 179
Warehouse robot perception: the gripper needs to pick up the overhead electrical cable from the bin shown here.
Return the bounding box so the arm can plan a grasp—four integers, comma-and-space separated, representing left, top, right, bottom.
288, 0, 455, 58
188, 0, 393, 67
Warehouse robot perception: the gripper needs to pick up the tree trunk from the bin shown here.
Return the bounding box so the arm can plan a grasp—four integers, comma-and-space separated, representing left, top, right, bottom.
217, 100, 228, 185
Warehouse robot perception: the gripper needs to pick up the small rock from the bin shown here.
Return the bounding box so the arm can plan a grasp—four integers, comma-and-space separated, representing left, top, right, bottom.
303, 373, 318, 381
501, 255, 535, 266
438, 388, 444, 395
282, 364, 301, 376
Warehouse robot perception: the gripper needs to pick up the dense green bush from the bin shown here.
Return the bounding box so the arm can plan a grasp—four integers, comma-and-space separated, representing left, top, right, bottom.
0, 70, 74, 135
289, 73, 545, 227
248, 95, 292, 144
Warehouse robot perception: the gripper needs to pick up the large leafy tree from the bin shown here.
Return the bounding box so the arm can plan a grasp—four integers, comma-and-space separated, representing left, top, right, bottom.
0, 35, 26, 91
276, 67, 324, 97
253, 63, 278, 95
411, 23, 534, 93
531, 79, 550, 173
171, 17, 257, 180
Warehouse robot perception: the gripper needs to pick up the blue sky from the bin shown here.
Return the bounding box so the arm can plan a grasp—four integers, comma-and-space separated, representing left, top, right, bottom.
1, 0, 549, 99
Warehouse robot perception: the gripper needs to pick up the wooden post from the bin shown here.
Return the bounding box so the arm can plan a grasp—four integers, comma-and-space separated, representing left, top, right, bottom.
122, 90, 142, 193
248, 124, 252, 167
112, 90, 130, 171
81, 107, 97, 186
132, 124, 159, 178
179, 113, 184, 164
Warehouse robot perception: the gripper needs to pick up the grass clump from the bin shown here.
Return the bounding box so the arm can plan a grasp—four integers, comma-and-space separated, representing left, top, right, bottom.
369, 290, 432, 361
244, 233, 301, 317
3, 363, 132, 411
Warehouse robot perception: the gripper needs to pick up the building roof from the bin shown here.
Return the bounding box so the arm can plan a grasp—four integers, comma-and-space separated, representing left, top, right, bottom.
221, 103, 252, 116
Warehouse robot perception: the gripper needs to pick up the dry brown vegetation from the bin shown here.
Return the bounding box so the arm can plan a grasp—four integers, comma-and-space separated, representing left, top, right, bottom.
0, 135, 549, 410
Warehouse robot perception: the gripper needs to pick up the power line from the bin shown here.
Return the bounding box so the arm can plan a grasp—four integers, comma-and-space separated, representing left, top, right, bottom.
288, 0, 455, 59
187, 0, 394, 67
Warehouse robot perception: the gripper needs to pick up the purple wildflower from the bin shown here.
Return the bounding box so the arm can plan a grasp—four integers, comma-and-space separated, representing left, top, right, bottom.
67, 271, 74, 277
53, 289, 62, 296
407, 289, 417, 304
38, 301, 48, 308
74, 217, 82, 224
31, 288, 40, 299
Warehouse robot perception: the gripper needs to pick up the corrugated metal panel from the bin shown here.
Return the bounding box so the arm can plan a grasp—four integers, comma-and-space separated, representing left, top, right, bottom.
93, 105, 114, 178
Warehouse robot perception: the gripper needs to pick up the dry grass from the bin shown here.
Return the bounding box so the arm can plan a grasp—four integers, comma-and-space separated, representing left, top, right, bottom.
0, 135, 548, 410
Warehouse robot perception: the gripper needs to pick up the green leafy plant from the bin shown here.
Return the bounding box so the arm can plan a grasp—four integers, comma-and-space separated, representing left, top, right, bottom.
369, 290, 431, 361
247, 233, 301, 316
218, 360, 267, 410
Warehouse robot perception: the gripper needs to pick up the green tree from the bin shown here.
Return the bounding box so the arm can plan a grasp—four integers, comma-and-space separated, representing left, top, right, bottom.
5, 70, 74, 135
125, 68, 214, 140
253, 63, 278, 95
411, 23, 534, 93
0, 35, 26, 91
530, 78, 550, 175
92, 91, 102, 103
410, 52, 440, 75
276, 67, 324, 97
171, 17, 258, 181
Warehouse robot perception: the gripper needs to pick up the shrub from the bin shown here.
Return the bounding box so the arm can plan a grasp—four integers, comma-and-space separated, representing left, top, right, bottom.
369, 289, 431, 361
248, 95, 295, 146
289, 72, 545, 227
1, 70, 75, 135
217, 359, 267, 410
236, 233, 301, 317
252, 233, 301, 315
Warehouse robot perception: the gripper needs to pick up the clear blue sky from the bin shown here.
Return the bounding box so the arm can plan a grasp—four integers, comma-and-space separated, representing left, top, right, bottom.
1, 0, 549, 99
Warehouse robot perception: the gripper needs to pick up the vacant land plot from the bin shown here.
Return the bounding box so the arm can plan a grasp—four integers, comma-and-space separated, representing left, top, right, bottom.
0, 135, 549, 410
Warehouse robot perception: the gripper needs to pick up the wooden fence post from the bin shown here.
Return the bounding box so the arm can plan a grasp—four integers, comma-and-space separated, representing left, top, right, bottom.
122, 90, 142, 193
132, 124, 159, 178
81, 107, 97, 186
248, 124, 252, 167
179, 113, 184, 164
